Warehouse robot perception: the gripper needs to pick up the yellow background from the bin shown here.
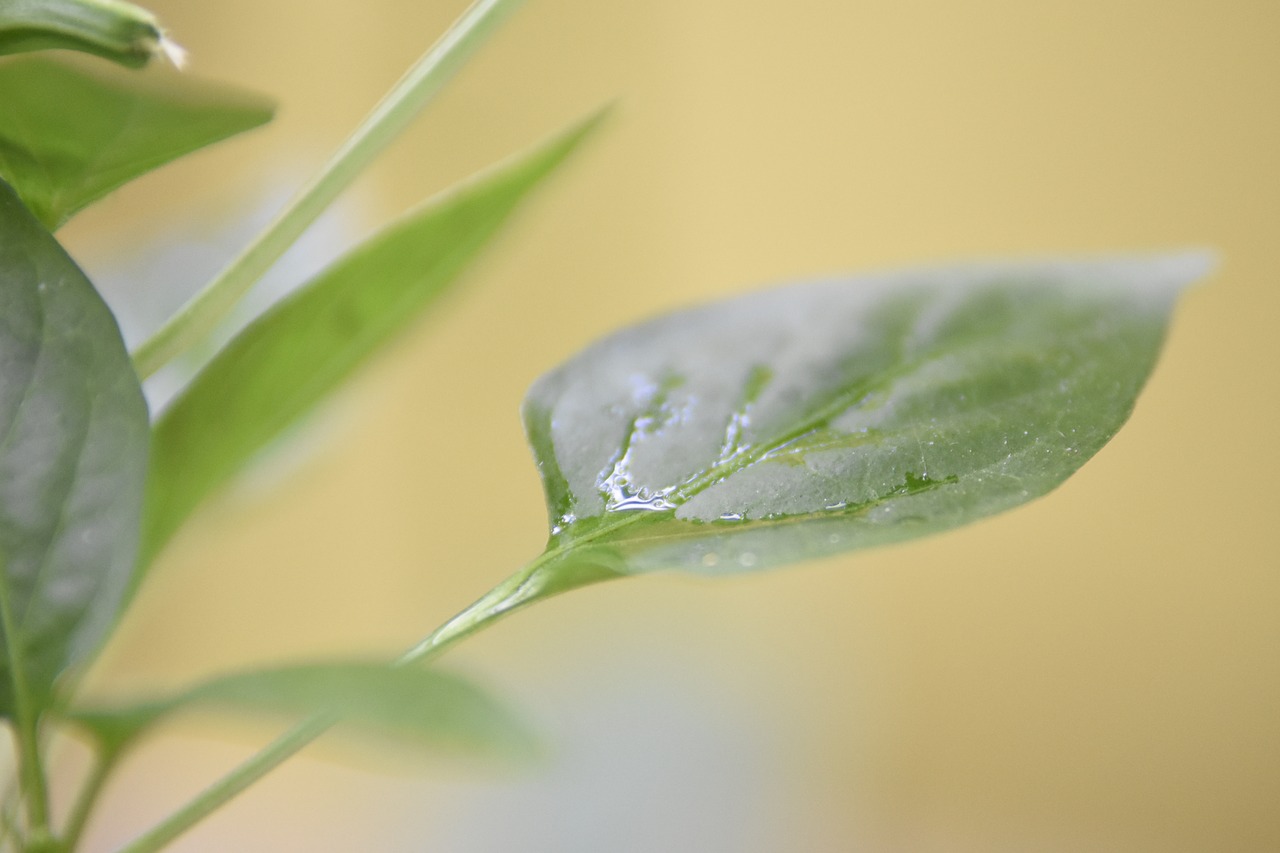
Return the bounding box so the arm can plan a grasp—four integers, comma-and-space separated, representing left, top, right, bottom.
58, 0, 1279, 850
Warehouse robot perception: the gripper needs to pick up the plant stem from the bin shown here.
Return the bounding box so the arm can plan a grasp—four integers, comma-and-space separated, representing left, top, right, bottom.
113, 714, 335, 853
116, 510, 639, 853
397, 557, 560, 665
60, 749, 119, 853
0, 562, 51, 845
129, 0, 526, 379
114, 555, 558, 853
0, 776, 21, 848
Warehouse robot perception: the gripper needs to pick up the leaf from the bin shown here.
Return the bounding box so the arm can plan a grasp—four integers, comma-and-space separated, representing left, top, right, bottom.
0, 54, 273, 229
0, 178, 149, 714
0, 0, 174, 68
518, 254, 1211, 585
68, 662, 535, 759
140, 109, 607, 569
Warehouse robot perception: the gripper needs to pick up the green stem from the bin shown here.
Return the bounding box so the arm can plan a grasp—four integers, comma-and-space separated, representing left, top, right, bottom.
114, 554, 560, 853
0, 563, 51, 845
60, 748, 119, 853
129, 0, 526, 379
0, 774, 21, 848
112, 714, 335, 853
397, 556, 559, 665
116, 506, 630, 853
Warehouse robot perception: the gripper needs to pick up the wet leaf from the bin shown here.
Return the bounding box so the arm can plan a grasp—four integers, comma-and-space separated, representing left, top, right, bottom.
70, 662, 535, 759
0, 178, 148, 714
521, 254, 1210, 584
0, 54, 272, 229
140, 110, 605, 569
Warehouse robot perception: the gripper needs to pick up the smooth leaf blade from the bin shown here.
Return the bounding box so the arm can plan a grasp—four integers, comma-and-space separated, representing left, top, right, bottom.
70, 662, 535, 759
523, 254, 1211, 578
0, 178, 149, 713
141, 110, 606, 569
0, 54, 272, 229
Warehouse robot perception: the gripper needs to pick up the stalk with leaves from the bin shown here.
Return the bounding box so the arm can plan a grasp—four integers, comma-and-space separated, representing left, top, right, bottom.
0, 0, 1208, 849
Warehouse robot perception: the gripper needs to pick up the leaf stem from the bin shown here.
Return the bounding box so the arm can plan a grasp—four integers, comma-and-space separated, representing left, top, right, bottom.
60, 748, 119, 852
0, 776, 21, 848
397, 556, 555, 665
0, 558, 51, 845
114, 552, 561, 853
129, 0, 526, 379
112, 714, 335, 853
116, 508, 631, 853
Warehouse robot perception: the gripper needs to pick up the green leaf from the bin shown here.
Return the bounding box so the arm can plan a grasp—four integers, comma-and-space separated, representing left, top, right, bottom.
0, 178, 149, 714
0, 0, 175, 68
69, 662, 535, 759
518, 254, 1210, 586
0, 54, 273, 229
141, 109, 606, 569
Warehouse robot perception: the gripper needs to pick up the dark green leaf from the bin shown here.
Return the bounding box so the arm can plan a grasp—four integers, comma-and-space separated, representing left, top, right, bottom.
0, 54, 272, 229
69, 662, 535, 759
0, 0, 172, 68
0, 178, 148, 714
141, 109, 606, 569
520, 254, 1210, 584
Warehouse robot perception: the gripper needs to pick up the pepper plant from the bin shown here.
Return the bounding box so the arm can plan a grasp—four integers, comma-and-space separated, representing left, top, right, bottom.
0, 0, 1210, 850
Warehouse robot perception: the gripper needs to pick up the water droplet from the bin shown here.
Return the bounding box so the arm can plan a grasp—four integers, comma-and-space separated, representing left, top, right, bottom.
599, 443, 675, 513
701, 552, 720, 568
550, 512, 578, 537
738, 552, 757, 568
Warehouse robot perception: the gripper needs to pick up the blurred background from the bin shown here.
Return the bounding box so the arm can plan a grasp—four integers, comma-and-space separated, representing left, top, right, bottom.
54, 0, 1278, 850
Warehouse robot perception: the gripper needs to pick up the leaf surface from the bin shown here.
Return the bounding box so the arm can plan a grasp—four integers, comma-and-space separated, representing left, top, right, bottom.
70, 662, 534, 759
0, 55, 272, 229
520, 254, 1210, 583
0, 179, 148, 714
141, 110, 605, 568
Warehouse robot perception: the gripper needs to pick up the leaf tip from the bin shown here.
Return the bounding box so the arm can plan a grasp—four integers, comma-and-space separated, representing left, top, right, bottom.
156, 33, 188, 69
1151, 248, 1218, 291
554, 100, 618, 158
1072, 249, 1217, 308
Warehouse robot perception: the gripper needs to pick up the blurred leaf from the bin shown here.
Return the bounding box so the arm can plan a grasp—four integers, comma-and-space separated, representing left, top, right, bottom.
0, 0, 172, 68
0, 54, 273, 229
141, 109, 607, 569
516, 254, 1210, 589
70, 662, 535, 759
0, 178, 148, 714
